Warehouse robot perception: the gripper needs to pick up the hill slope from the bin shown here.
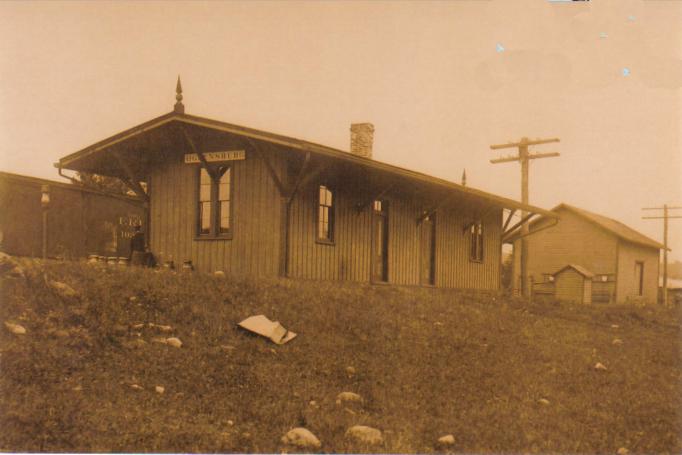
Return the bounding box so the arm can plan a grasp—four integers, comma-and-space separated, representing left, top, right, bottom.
1, 258, 680, 453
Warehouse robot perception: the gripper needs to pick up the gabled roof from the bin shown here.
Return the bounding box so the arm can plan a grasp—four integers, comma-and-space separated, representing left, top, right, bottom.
555, 203, 663, 250
554, 264, 594, 278
56, 110, 558, 218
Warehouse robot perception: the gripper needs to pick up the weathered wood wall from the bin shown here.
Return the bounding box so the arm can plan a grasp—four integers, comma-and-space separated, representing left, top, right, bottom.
149, 147, 283, 275
150, 142, 502, 289
287, 178, 502, 289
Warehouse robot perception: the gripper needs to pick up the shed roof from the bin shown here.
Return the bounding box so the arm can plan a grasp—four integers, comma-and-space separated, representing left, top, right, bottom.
56, 110, 557, 218
554, 264, 595, 278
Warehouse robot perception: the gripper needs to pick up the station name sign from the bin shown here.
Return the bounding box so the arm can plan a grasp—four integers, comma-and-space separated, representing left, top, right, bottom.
184, 150, 246, 164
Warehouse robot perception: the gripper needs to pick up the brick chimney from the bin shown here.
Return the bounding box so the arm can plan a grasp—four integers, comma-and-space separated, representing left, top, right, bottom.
350, 123, 374, 159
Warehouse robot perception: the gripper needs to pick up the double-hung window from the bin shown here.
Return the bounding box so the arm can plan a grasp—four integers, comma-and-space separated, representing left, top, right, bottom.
197, 166, 232, 238
469, 220, 484, 262
317, 185, 334, 243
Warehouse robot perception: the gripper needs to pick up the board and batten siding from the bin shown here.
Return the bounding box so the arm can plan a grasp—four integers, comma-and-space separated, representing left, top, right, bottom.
287, 180, 502, 290
616, 240, 659, 304
149, 148, 284, 276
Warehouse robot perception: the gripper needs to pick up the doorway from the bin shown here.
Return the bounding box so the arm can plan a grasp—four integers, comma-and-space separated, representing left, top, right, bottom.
420, 214, 436, 285
371, 200, 389, 282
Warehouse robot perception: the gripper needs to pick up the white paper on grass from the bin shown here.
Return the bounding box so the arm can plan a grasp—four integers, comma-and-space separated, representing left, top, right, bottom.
237, 315, 297, 344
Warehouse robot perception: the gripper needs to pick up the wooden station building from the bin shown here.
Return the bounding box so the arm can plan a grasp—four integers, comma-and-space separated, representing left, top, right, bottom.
56, 80, 555, 289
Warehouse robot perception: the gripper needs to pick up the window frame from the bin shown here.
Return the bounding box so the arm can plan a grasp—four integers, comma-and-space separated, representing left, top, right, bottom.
195, 166, 234, 240
316, 184, 335, 245
469, 220, 484, 263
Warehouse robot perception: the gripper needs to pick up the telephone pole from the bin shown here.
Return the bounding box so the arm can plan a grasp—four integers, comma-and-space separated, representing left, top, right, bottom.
490, 137, 560, 297
642, 204, 682, 305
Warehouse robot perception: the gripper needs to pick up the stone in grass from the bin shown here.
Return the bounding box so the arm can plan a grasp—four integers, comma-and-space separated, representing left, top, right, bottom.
437, 434, 455, 445
148, 323, 173, 332
155, 386, 165, 394
165, 337, 183, 348
281, 427, 322, 449
345, 425, 383, 445
336, 391, 362, 404
346, 366, 357, 376
538, 398, 550, 406
612, 338, 623, 345
49, 280, 78, 298
617, 447, 629, 455
130, 384, 143, 391
594, 362, 608, 371
4, 321, 26, 335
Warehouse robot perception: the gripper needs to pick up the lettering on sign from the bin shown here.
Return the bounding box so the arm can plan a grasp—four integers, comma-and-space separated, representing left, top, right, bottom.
184, 150, 246, 164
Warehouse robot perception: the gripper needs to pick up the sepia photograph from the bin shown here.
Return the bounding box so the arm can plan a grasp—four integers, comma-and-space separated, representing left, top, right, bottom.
0, 0, 680, 453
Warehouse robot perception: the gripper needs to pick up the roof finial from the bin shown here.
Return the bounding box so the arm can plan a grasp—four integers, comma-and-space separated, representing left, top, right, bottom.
174, 75, 185, 114
461, 168, 467, 187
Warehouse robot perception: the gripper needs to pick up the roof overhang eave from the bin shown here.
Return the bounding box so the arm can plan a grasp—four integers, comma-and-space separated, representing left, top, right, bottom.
57, 112, 557, 218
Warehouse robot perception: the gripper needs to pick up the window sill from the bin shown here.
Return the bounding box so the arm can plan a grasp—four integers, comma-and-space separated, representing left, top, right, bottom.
315, 239, 335, 246
194, 233, 233, 241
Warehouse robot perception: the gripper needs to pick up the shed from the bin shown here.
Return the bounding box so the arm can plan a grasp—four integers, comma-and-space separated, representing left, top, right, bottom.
554, 264, 594, 304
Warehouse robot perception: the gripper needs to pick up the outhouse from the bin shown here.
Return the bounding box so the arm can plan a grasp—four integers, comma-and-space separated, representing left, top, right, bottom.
554, 264, 594, 304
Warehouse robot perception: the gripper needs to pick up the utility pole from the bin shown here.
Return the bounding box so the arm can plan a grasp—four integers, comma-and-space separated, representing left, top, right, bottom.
642, 204, 682, 305
490, 137, 560, 297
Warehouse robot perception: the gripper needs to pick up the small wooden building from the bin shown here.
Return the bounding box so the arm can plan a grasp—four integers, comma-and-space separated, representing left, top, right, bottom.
553, 264, 594, 304
55, 83, 555, 289
0, 171, 145, 259
512, 203, 663, 304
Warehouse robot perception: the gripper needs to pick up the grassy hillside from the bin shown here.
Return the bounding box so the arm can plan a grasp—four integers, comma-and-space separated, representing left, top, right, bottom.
1, 258, 680, 453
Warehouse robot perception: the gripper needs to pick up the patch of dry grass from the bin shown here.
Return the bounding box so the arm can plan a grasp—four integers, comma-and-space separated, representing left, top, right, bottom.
0, 258, 680, 453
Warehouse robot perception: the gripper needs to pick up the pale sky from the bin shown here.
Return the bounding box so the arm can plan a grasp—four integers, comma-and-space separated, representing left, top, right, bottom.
1, 0, 680, 260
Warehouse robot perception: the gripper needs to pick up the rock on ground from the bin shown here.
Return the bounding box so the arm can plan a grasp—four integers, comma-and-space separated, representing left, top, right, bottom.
345, 425, 383, 445
281, 427, 321, 449
0, 253, 25, 278
165, 337, 182, 348
594, 362, 608, 371
49, 280, 78, 298
617, 447, 629, 455
336, 391, 362, 404
538, 398, 550, 406
437, 434, 455, 445
612, 338, 623, 345
155, 386, 165, 394
4, 321, 26, 335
